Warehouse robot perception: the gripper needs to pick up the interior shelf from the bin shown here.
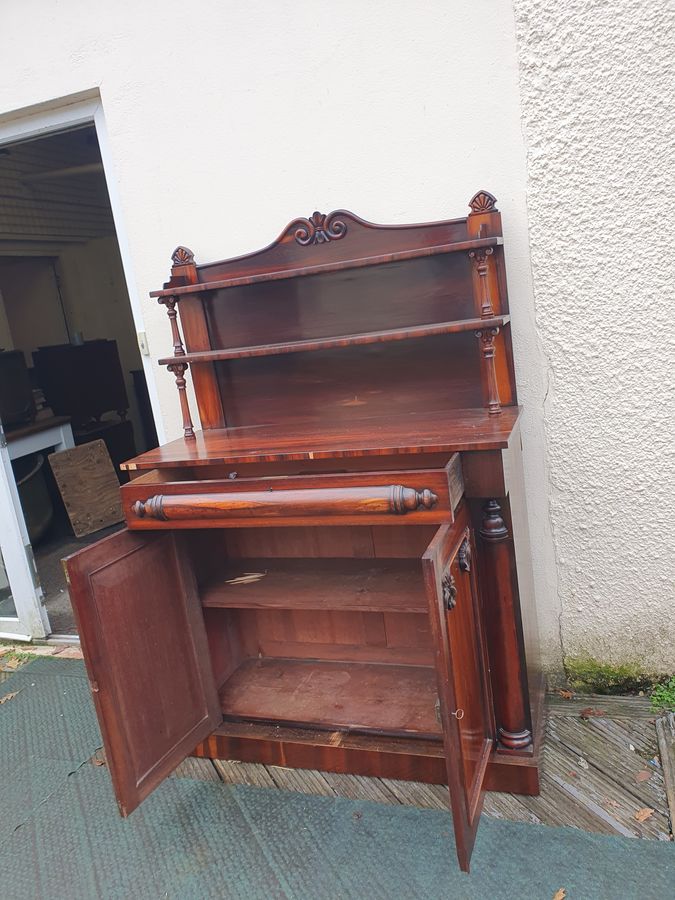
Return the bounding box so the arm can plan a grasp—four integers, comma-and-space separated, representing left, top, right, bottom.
159, 315, 509, 366
201, 558, 426, 613
151, 235, 504, 298
219, 657, 442, 738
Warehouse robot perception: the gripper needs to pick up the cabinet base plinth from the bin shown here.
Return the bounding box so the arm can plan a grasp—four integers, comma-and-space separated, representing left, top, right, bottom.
193, 721, 541, 797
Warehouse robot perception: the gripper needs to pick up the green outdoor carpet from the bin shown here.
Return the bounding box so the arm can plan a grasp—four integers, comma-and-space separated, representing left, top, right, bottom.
1, 658, 673, 899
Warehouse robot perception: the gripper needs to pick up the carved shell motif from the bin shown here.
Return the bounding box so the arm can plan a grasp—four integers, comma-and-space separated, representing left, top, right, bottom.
171, 246, 195, 266
468, 191, 498, 215
293, 211, 347, 246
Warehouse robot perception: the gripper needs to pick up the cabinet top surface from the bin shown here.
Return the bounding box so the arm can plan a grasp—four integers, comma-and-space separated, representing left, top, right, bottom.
121, 406, 520, 470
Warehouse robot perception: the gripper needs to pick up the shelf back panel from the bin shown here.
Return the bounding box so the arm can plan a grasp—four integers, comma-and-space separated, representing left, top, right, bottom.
202, 254, 474, 350
215, 332, 483, 429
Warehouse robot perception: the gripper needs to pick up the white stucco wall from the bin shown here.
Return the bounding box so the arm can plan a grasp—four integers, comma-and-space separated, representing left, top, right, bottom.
513, 1, 675, 671
7, 0, 671, 675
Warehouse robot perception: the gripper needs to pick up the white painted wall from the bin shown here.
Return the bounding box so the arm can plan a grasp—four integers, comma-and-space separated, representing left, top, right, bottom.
513, 0, 675, 672
9, 0, 671, 674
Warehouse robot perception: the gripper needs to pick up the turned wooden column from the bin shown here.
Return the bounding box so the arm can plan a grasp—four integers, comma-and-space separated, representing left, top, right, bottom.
158, 249, 197, 441
479, 498, 532, 753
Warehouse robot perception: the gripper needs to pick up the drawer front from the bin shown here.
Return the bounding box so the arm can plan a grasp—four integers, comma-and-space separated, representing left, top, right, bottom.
121, 457, 463, 530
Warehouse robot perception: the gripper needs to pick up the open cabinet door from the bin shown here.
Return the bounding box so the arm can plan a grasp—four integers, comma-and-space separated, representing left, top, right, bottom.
64, 529, 221, 816
423, 515, 495, 872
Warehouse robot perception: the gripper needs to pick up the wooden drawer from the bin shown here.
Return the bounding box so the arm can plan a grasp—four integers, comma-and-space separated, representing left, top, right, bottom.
121, 455, 463, 529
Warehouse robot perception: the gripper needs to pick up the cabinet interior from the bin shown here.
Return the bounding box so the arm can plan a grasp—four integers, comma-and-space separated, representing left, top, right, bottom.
186, 523, 442, 739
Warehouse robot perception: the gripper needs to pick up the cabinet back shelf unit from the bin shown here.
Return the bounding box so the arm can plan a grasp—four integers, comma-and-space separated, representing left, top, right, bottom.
64, 191, 541, 875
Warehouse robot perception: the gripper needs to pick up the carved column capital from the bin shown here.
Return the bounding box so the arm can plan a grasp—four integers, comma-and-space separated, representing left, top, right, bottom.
474, 328, 502, 415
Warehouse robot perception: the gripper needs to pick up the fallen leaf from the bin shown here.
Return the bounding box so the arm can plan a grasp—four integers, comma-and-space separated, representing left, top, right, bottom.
635, 770, 652, 783
558, 690, 573, 700
634, 807, 654, 822
4, 657, 21, 670
553, 890, 567, 900
580, 707, 606, 719
0, 690, 19, 705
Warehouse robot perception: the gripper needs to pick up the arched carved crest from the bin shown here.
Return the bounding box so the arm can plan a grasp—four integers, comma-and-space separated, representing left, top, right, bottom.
468, 191, 498, 215
171, 246, 195, 267
291, 212, 347, 246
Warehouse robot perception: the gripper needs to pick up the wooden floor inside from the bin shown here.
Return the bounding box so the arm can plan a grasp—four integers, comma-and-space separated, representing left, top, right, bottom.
165, 693, 674, 841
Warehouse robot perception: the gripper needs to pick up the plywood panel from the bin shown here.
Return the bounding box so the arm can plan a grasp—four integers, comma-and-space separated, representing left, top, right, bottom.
49, 439, 123, 537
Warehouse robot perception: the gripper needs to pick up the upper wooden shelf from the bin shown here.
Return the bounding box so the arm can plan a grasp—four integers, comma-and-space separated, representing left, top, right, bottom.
121, 406, 521, 470
158, 315, 510, 366
150, 236, 503, 298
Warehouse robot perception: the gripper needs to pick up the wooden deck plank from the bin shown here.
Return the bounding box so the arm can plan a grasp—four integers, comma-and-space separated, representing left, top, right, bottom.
321, 772, 401, 804
655, 712, 675, 834
542, 744, 670, 839
481, 791, 543, 825
173, 757, 220, 782
266, 766, 336, 797
212, 759, 277, 788
517, 772, 620, 835
549, 717, 668, 813
546, 693, 653, 719
379, 778, 448, 810
585, 715, 659, 759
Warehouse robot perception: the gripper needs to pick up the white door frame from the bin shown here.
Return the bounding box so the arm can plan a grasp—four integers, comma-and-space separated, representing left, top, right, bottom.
0, 93, 165, 639
0, 420, 49, 640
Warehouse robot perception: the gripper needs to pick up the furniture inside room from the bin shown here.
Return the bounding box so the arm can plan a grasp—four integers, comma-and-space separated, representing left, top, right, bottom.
33, 339, 136, 479
64, 191, 542, 874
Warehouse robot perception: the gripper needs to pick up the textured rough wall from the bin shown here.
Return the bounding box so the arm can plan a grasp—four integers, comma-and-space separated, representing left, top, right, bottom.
513, 1, 675, 671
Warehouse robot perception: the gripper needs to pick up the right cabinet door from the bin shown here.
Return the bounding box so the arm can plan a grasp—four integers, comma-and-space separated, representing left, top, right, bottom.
422, 511, 494, 872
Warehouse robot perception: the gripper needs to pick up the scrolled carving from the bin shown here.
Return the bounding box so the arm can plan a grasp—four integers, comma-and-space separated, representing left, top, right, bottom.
458, 537, 472, 573
442, 571, 457, 611
468, 190, 498, 215
171, 246, 195, 266
293, 211, 347, 246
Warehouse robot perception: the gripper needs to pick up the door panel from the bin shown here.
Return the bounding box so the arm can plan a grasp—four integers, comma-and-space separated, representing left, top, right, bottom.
423, 510, 494, 872
64, 529, 221, 816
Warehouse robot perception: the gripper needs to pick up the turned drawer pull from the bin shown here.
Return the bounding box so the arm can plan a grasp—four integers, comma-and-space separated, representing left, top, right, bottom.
131, 484, 438, 521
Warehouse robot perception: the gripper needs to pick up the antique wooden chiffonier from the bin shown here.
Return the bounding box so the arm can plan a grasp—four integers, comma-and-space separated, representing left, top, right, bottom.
64, 190, 542, 872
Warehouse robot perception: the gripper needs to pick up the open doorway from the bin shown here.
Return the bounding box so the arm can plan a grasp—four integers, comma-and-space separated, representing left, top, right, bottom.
0, 124, 157, 636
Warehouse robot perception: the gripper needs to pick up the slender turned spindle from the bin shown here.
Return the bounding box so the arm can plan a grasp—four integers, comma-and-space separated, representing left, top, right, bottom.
475, 326, 502, 415
164, 296, 186, 357
468, 246, 495, 318
159, 289, 196, 441
479, 499, 533, 753
167, 362, 195, 440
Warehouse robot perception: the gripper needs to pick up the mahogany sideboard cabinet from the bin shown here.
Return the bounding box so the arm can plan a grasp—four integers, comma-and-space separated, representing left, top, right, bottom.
64, 190, 542, 873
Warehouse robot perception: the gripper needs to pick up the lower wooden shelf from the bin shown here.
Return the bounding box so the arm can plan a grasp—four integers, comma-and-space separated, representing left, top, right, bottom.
200, 558, 427, 613
219, 657, 442, 739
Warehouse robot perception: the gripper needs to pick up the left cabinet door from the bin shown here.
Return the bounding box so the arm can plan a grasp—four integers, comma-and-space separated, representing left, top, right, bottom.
64, 528, 221, 816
